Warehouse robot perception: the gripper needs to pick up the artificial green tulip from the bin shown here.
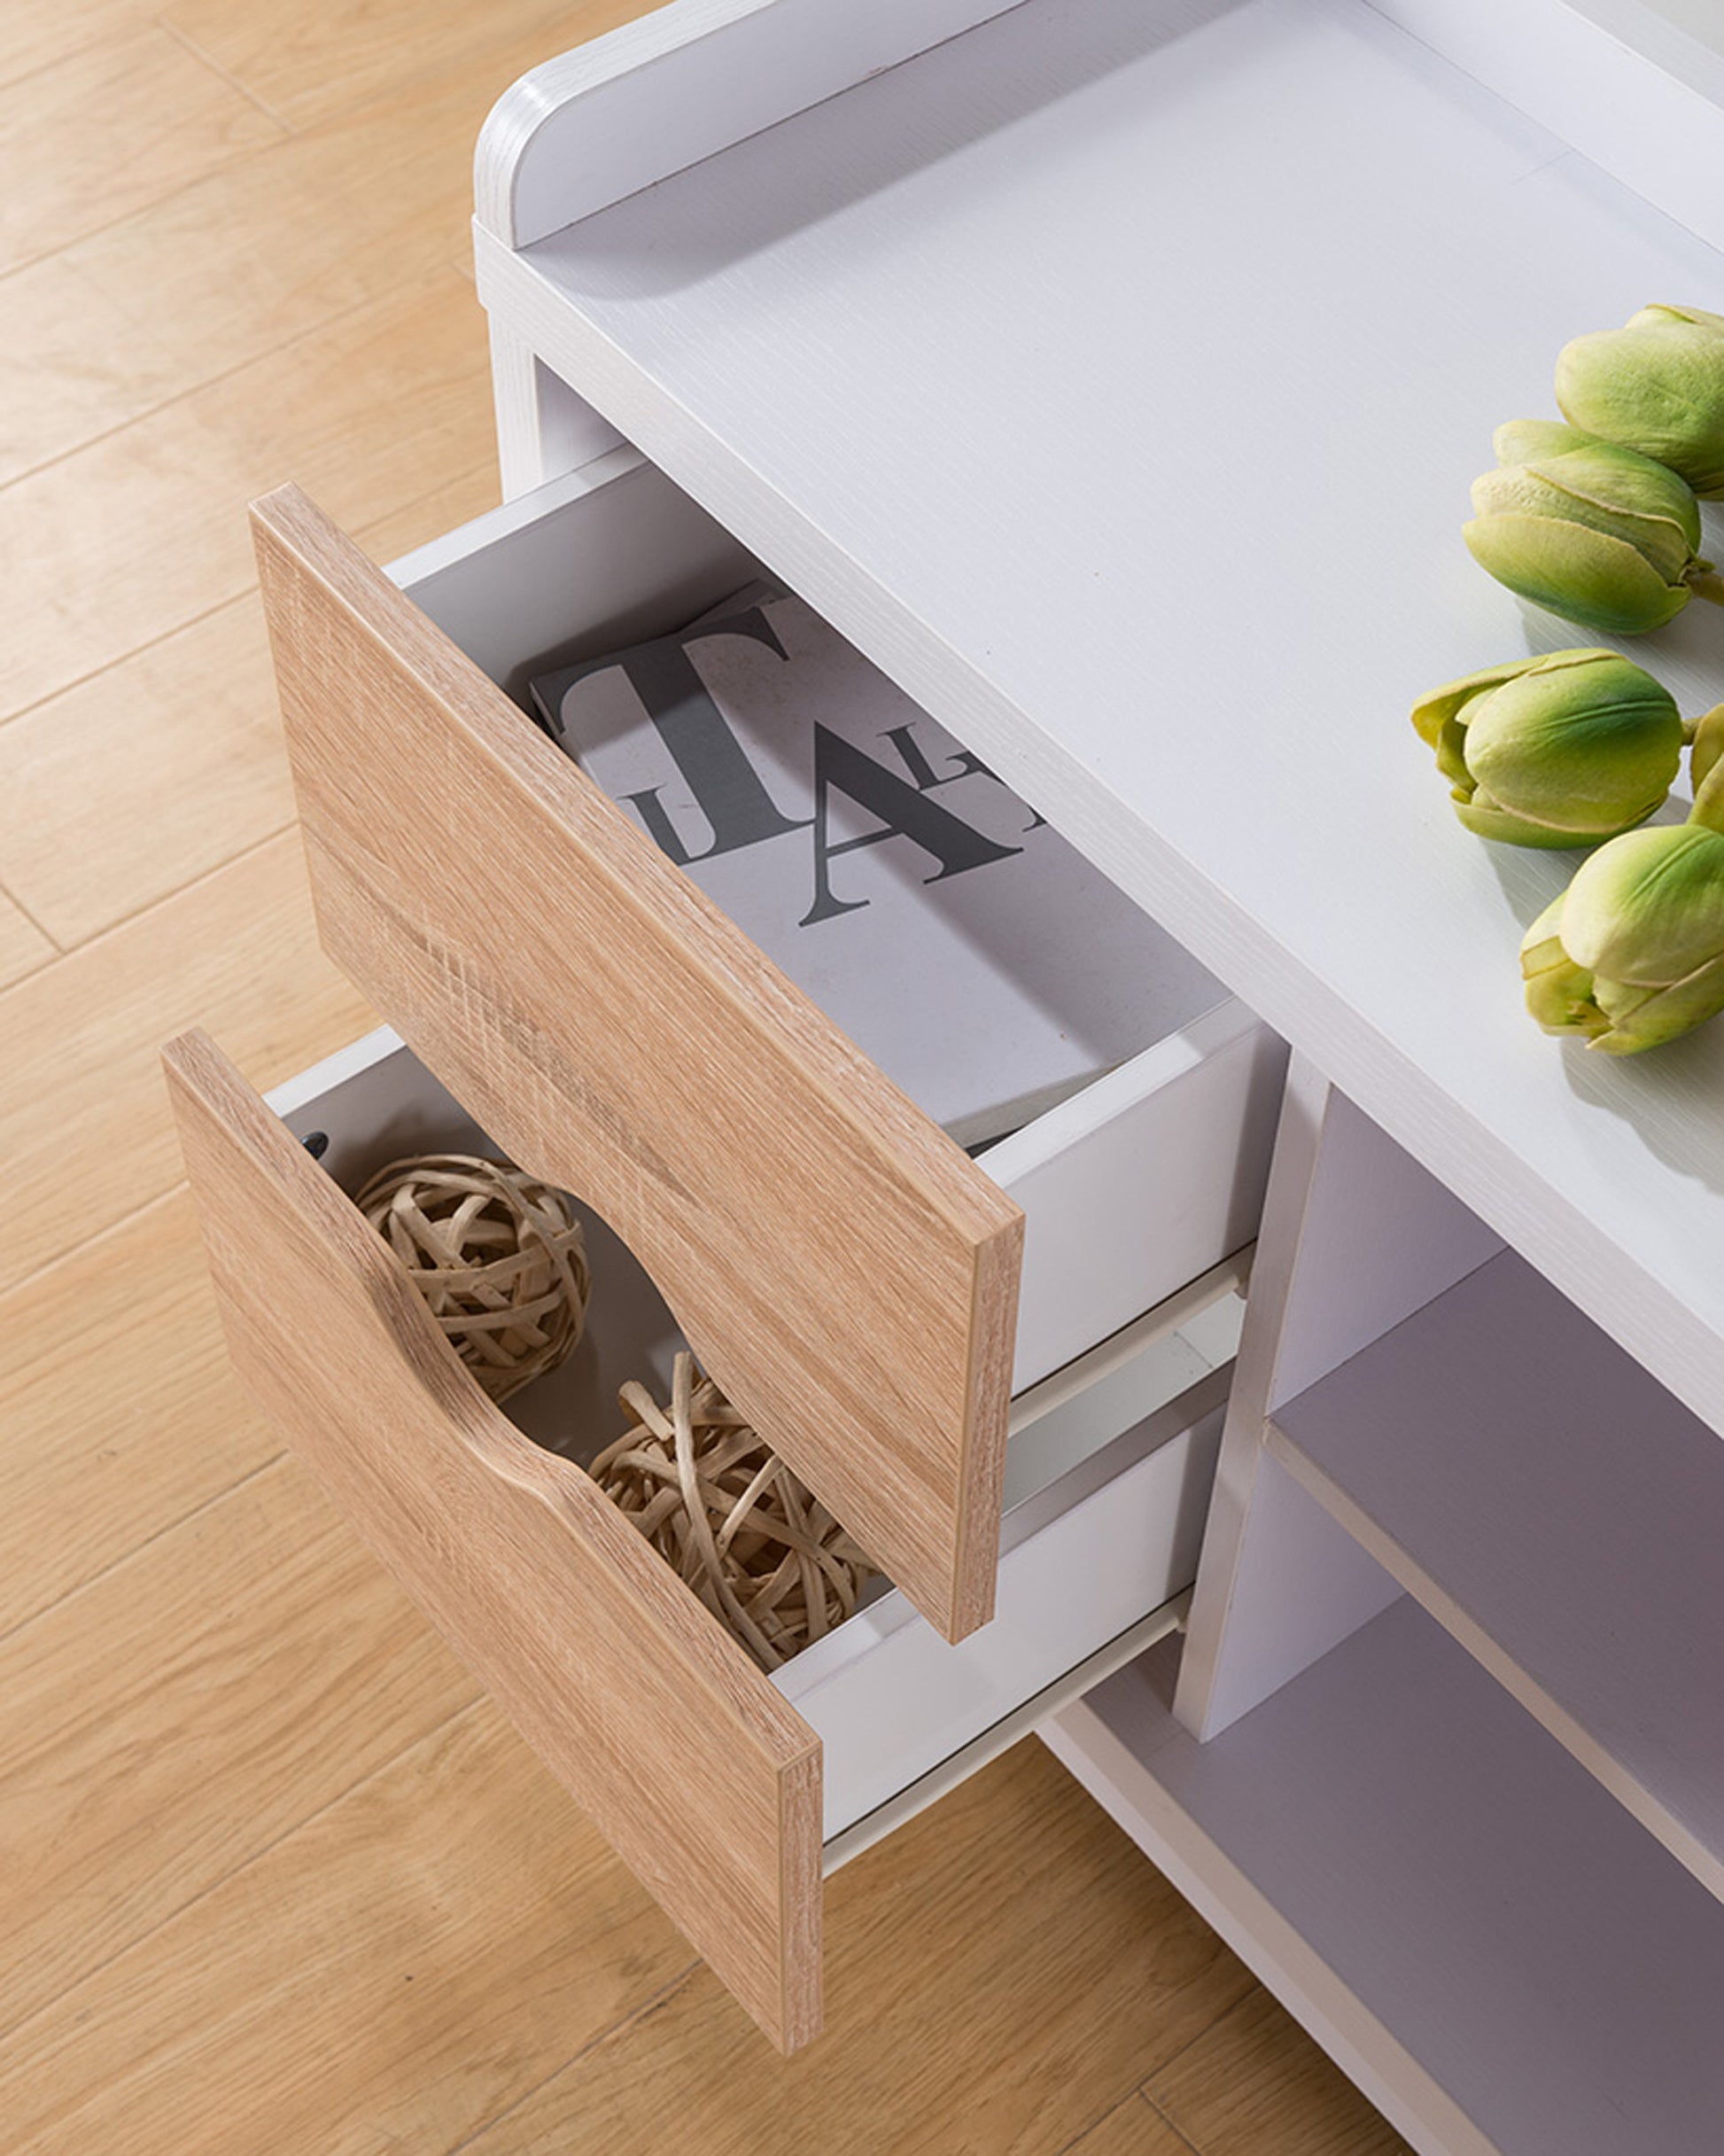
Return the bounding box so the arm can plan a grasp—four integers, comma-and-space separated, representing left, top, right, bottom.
1521, 821, 1724, 1052
1411, 647, 1685, 846
1464, 420, 1722, 634
1557, 304, 1724, 497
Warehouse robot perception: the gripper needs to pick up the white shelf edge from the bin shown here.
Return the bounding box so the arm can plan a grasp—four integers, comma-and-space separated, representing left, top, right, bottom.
1046, 1601, 1724, 2156
1267, 1240, 1724, 1912
1264, 1416, 1724, 1911
1043, 1643, 1494, 2156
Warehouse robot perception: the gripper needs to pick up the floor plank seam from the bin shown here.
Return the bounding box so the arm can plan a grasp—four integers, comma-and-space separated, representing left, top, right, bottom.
153, 17, 293, 135
0, 253, 470, 508
26, 813, 304, 960
1137, 2089, 1203, 2155
0, 1179, 190, 1296
0, 878, 63, 958
0, 592, 254, 729
0, 1448, 288, 1655
1, 438, 495, 744
0, 1688, 493, 2052
1130, 1986, 1260, 2094
0, 25, 159, 104
0, 820, 305, 995
439, 1958, 706, 2156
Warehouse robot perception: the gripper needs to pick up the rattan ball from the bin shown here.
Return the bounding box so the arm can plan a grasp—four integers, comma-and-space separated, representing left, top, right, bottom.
357, 1153, 591, 1404
591, 1353, 876, 1671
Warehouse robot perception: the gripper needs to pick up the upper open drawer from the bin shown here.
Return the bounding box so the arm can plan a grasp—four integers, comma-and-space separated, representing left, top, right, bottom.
251, 448, 1284, 1642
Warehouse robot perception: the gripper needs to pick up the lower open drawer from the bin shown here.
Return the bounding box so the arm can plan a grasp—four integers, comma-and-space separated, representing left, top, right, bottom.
165, 1024, 1234, 2053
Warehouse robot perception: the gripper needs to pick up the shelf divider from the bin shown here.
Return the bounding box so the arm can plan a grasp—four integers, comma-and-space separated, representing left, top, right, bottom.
1046, 1598, 1724, 2156
1271, 1245, 1724, 1904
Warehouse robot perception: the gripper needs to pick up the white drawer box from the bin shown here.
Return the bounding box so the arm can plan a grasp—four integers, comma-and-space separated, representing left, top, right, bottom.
246, 442, 1285, 1650
165, 1024, 1234, 2051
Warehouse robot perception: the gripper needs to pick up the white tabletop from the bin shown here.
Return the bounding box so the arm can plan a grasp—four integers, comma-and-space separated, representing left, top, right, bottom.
486, 0, 1724, 1428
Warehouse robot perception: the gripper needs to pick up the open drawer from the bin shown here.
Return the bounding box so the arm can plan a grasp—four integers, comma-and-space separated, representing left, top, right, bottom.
250, 445, 1283, 1645
163, 1024, 1234, 2051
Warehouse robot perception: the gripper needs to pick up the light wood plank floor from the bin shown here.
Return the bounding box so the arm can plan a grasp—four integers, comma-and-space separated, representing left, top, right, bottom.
0, 5, 1412, 2148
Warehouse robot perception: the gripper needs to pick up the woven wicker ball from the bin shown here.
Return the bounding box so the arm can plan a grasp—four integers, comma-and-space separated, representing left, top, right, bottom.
357, 1153, 590, 1404
591, 1353, 875, 1671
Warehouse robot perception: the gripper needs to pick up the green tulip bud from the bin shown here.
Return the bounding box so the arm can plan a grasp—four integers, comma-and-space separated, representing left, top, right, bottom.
1556, 304, 1724, 497
1689, 700, 1724, 807
1464, 420, 1724, 634
1520, 822, 1724, 1052
1411, 647, 1685, 846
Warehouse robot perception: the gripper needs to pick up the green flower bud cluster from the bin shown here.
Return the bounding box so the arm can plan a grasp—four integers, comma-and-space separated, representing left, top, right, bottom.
1412, 645, 1724, 1052
1421, 301, 1724, 1053
1466, 307, 1724, 634
1521, 818, 1724, 1055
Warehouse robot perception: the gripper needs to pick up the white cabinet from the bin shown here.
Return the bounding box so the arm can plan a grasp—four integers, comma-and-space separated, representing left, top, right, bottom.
169, 0, 1724, 2127
467, 0, 1724, 2144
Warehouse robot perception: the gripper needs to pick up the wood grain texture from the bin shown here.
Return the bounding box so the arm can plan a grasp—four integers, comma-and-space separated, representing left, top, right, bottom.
0, 1189, 281, 1638
252, 481, 1024, 1645
0, 830, 373, 1297
0, 26, 281, 276
1068, 2094, 1198, 2155
0, 253, 192, 486
459, 1738, 1253, 2156
0, 1454, 478, 2038
0, 1702, 695, 2156
0, 597, 291, 946
0, 269, 492, 723
1145, 1974, 1413, 2154
161, 0, 651, 132
0, 477, 497, 949
0, 0, 1324, 2137
164, 1027, 824, 2051
61, 51, 528, 407
0, 889, 53, 985
0, 0, 155, 92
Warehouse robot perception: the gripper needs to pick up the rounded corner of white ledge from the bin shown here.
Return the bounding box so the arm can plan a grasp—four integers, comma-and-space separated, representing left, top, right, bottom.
473, 63, 565, 248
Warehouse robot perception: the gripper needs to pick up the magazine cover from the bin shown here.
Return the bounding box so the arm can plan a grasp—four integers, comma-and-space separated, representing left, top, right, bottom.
531, 586, 1223, 1148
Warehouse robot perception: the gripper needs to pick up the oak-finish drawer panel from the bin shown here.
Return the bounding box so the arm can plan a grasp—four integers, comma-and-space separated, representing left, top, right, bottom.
252, 478, 1020, 1647
167, 1027, 1233, 2054
163, 1030, 821, 2051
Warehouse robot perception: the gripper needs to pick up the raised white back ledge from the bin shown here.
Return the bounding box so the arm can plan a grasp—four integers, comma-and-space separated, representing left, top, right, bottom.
1045, 1599, 1724, 2156
472, 0, 1724, 1447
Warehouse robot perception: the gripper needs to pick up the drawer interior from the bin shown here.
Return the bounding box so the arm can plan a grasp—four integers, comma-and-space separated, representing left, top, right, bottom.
387, 445, 1234, 1151
270, 1025, 1238, 1835
273, 1024, 1239, 1551
382, 442, 1282, 1397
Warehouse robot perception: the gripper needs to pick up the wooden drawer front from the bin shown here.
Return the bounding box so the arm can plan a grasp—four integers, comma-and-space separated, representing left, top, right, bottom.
162, 1029, 822, 2052
252, 480, 1021, 1647
167, 1026, 1235, 2054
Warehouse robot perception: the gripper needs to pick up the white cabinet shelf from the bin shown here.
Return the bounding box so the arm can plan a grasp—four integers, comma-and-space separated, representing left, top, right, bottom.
1047, 1594, 1724, 2156
474, 0, 1724, 1444
441, 0, 1724, 2120
1270, 1246, 1724, 1904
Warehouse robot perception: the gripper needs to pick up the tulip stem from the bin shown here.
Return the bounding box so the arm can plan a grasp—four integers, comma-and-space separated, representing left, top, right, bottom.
1688, 568, 1724, 607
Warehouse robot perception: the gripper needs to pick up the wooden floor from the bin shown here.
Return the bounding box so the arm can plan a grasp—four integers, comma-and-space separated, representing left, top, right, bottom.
0, 4, 1412, 2149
